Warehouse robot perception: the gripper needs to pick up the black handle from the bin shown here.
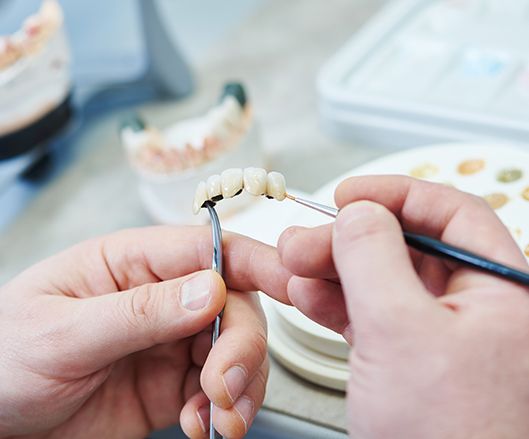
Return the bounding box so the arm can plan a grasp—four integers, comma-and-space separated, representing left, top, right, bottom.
403, 232, 529, 287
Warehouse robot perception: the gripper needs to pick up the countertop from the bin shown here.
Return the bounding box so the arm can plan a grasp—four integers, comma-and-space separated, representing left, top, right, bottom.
0, 0, 387, 433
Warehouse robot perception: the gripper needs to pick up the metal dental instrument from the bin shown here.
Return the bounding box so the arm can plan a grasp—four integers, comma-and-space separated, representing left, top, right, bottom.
285, 194, 529, 287
205, 202, 224, 439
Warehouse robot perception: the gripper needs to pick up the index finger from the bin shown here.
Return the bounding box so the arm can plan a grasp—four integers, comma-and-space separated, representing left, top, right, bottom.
28, 226, 291, 304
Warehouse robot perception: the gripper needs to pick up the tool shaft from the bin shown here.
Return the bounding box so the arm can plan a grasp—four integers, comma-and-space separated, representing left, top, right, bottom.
289, 196, 529, 287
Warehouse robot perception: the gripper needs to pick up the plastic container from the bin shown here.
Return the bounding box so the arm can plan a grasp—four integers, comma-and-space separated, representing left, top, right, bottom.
318, 0, 529, 149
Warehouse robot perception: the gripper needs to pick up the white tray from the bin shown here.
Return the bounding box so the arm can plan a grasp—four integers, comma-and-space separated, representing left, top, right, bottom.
318, 0, 529, 148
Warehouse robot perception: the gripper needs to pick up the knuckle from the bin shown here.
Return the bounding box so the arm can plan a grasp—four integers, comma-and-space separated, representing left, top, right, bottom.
121, 283, 160, 338
249, 330, 268, 367
131, 284, 156, 320
254, 366, 269, 393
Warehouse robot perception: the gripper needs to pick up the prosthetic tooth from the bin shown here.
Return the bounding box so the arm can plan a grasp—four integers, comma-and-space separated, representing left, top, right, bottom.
243, 167, 267, 196
193, 168, 288, 214
266, 172, 286, 201
221, 168, 243, 198
192, 181, 208, 215
206, 174, 222, 201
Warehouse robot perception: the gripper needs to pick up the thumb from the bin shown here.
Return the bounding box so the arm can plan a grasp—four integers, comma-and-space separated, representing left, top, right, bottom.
72, 269, 225, 369
332, 201, 433, 337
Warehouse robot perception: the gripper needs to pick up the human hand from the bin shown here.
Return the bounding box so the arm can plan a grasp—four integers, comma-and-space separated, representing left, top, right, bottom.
278, 176, 529, 439
0, 226, 290, 439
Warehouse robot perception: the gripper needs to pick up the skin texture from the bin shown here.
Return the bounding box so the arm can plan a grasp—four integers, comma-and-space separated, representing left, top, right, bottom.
278, 175, 529, 439
0, 226, 291, 439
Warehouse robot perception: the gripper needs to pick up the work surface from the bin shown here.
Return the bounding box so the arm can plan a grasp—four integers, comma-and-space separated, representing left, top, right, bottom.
0, 0, 387, 432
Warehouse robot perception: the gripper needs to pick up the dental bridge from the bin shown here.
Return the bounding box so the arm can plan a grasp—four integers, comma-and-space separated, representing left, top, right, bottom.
193, 167, 287, 214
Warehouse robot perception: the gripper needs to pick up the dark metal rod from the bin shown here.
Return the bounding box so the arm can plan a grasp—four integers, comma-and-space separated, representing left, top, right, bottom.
205, 202, 224, 439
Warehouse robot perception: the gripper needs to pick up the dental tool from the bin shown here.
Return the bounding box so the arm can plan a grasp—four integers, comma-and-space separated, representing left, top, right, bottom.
194, 170, 529, 286
205, 202, 224, 439
285, 194, 529, 287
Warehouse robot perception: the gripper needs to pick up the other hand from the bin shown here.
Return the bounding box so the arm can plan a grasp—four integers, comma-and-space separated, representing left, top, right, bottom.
279, 176, 529, 439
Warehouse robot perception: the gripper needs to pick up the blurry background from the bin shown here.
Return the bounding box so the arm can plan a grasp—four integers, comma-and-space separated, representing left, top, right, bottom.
0, 0, 267, 95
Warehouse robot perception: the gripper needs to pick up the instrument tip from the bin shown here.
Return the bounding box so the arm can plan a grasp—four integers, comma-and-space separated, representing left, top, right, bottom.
285, 193, 296, 201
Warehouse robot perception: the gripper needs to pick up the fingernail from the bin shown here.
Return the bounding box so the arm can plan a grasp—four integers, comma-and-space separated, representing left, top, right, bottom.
234, 396, 254, 431
335, 201, 380, 234
223, 365, 248, 402
180, 271, 212, 311
196, 405, 210, 433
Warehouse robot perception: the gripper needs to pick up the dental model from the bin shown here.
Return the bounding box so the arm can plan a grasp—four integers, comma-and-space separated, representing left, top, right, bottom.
21, 0, 63, 55
0, 38, 22, 70
120, 82, 252, 175
0, 0, 70, 139
193, 167, 286, 214
0, 0, 63, 71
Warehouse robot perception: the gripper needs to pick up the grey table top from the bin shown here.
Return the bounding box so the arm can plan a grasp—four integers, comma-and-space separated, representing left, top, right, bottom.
0, 0, 387, 432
